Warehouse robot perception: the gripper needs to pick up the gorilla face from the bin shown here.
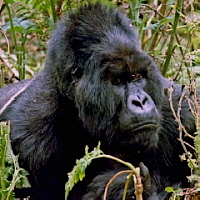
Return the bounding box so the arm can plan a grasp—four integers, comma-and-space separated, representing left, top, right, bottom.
44, 1, 166, 150
55, 8, 165, 149
74, 46, 162, 148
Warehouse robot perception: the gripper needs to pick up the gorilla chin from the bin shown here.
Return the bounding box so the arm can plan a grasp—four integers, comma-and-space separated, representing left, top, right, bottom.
121, 122, 160, 149
119, 111, 160, 147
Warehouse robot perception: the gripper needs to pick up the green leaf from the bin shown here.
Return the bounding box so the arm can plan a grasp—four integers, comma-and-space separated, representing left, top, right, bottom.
2, 17, 36, 33
143, 22, 160, 30
143, 16, 174, 30
5, 0, 15, 3
160, 16, 174, 25
65, 143, 102, 198
165, 187, 174, 193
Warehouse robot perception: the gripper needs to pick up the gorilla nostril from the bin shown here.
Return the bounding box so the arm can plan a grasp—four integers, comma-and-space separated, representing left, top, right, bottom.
132, 100, 142, 108
142, 97, 148, 105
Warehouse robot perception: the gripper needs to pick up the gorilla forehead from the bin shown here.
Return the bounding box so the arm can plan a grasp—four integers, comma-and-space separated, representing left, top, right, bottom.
70, 21, 152, 76
100, 51, 153, 74
90, 27, 141, 54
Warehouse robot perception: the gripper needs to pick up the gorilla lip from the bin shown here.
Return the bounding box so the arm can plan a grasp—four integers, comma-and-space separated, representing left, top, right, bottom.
129, 121, 158, 132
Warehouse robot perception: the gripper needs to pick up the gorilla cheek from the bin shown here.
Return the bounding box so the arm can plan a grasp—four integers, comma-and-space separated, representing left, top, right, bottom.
75, 80, 117, 136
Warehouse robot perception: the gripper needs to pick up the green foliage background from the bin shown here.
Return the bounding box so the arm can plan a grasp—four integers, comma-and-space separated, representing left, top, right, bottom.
0, 0, 199, 199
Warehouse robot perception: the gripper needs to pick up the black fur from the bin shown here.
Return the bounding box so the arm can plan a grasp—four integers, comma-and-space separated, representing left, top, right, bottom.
0, 2, 195, 200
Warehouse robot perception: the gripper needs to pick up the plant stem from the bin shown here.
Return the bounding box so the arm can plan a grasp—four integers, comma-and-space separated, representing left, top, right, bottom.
123, 172, 133, 200
162, 0, 183, 75
195, 93, 200, 189
103, 170, 133, 200
50, 0, 57, 24
4, 0, 19, 56
97, 155, 139, 175
128, 0, 141, 28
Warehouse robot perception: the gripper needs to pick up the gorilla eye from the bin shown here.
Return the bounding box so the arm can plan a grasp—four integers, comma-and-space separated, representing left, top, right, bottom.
71, 67, 83, 84
112, 78, 123, 85
132, 73, 143, 82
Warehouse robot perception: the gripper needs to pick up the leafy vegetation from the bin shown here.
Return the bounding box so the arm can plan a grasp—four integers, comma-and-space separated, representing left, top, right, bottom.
0, 122, 30, 199
65, 143, 144, 200
0, 0, 199, 199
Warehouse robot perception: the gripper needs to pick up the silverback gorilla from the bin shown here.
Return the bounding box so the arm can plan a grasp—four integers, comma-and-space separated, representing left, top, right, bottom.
0, 1, 195, 200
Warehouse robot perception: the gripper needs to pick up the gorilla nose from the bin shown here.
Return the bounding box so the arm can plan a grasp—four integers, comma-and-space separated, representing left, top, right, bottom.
127, 92, 155, 114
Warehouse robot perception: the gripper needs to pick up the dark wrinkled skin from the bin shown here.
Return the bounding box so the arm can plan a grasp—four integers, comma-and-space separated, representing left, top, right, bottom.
0, 2, 195, 200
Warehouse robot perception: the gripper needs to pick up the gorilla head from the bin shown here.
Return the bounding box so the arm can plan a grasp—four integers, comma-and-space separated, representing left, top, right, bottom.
46, 2, 164, 150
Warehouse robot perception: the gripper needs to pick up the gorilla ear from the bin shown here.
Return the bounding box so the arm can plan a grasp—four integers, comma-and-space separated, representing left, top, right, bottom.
71, 67, 83, 84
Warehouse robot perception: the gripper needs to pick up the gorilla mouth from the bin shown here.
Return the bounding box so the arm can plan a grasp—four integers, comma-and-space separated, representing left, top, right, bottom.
130, 121, 158, 133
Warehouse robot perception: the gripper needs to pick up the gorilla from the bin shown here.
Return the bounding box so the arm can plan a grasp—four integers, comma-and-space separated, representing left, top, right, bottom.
0, 1, 195, 200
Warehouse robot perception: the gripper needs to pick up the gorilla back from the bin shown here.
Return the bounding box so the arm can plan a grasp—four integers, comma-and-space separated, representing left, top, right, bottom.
0, 2, 195, 200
